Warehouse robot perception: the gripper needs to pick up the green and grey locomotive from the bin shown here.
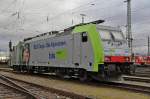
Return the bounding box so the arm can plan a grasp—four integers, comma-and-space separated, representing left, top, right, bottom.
9, 20, 134, 81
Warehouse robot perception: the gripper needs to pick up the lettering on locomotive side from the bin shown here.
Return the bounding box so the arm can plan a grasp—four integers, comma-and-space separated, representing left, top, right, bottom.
49, 53, 55, 59
48, 49, 68, 60
33, 41, 66, 49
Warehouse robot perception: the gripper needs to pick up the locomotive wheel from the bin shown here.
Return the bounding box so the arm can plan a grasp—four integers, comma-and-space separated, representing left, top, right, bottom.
129, 65, 136, 75
79, 70, 87, 82
56, 71, 66, 79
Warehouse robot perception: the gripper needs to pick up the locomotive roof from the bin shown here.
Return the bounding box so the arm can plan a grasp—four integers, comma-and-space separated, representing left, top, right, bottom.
24, 20, 105, 42
96, 25, 122, 32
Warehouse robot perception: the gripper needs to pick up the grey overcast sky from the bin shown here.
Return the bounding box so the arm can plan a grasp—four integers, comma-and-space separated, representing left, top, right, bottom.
0, 0, 150, 54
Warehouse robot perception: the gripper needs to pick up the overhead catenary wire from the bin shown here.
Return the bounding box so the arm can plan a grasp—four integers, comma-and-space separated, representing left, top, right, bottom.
0, 0, 150, 36
0, 0, 146, 29
1, 0, 149, 25
0, 0, 18, 14
0, 0, 101, 31
8, 0, 115, 31
24, 0, 125, 30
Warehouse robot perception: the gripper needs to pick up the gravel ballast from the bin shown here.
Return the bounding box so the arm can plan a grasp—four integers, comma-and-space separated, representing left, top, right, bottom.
0, 71, 149, 99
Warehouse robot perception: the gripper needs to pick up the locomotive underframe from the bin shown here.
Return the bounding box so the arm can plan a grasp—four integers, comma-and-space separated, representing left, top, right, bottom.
12, 61, 135, 81
103, 62, 135, 75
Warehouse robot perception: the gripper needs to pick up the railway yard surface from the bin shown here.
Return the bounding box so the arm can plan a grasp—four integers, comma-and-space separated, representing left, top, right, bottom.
0, 65, 150, 99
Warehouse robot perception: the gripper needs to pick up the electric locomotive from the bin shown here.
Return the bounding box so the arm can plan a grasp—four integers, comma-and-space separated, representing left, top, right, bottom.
9, 20, 134, 81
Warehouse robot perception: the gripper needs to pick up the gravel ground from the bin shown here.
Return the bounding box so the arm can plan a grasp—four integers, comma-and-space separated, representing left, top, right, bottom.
0, 71, 150, 99
0, 64, 9, 68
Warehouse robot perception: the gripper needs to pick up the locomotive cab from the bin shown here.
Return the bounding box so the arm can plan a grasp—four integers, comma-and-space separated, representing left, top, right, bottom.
97, 25, 134, 76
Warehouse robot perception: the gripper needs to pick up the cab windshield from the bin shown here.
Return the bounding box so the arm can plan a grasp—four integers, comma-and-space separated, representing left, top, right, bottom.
99, 30, 111, 40
111, 32, 124, 41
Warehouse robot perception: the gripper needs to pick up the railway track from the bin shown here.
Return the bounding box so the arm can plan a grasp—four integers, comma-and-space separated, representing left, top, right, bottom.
0, 75, 37, 99
123, 75, 150, 83
135, 66, 150, 75
0, 83, 34, 99
0, 69, 150, 98
0, 74, 91, 99
132, 73, 150, 78
97, 81, 150, 95
3, 73, 150, 96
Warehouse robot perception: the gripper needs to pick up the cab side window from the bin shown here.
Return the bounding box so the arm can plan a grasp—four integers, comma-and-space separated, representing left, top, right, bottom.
81, 32, 88, 42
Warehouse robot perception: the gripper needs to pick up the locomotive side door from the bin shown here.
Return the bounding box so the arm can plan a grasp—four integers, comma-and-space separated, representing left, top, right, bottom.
81, 32, 93, 71
73, 33, 81, 67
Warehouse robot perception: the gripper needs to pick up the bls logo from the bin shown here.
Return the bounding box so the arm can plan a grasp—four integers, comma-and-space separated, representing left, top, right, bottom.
49, 53, 55, 59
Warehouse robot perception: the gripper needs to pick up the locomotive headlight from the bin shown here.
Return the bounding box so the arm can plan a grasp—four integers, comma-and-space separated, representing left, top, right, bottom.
105, 56, 111, 62
125, 57, 130, 61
